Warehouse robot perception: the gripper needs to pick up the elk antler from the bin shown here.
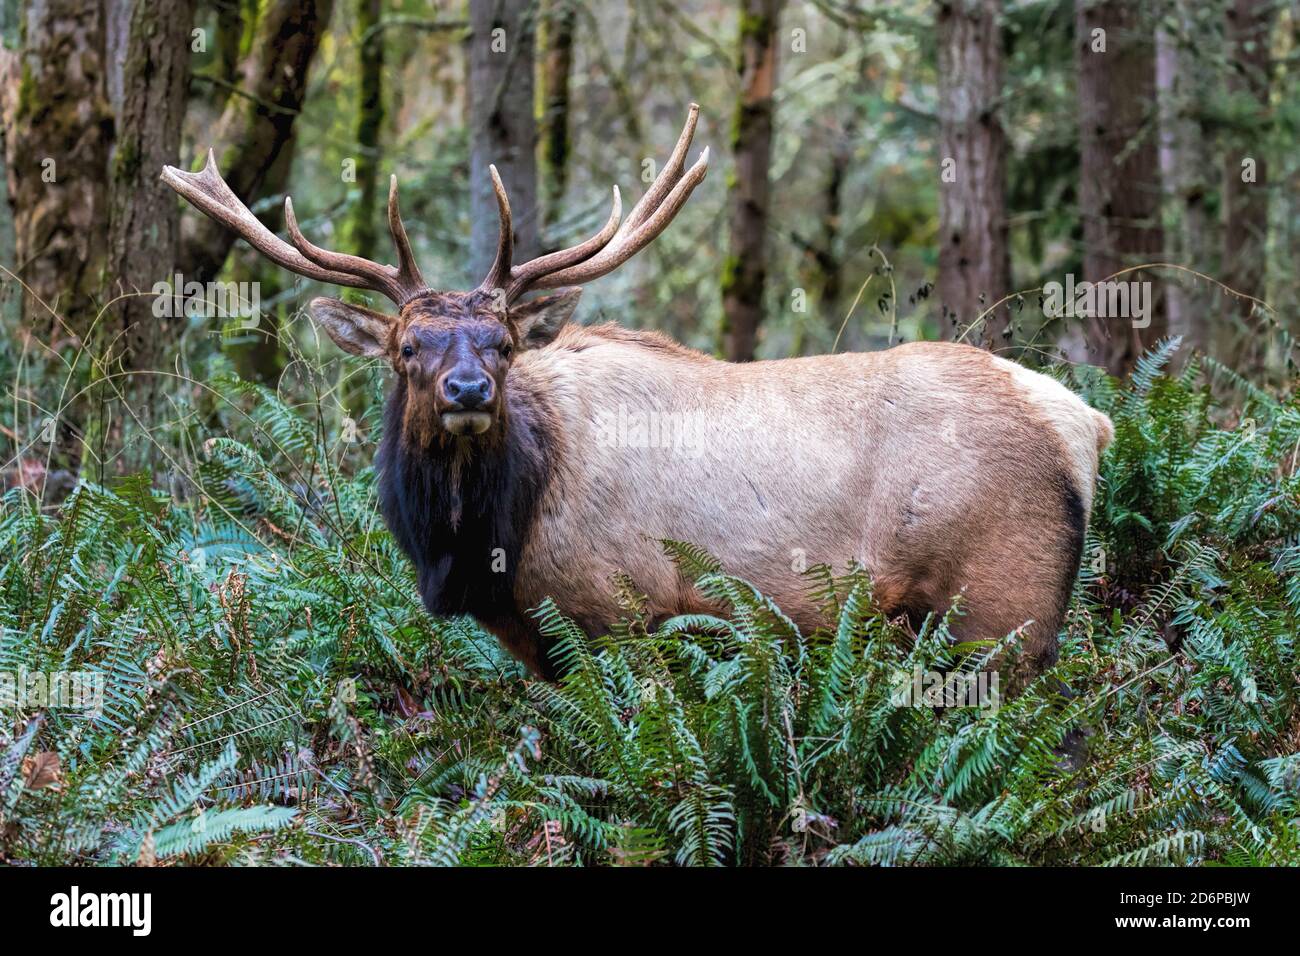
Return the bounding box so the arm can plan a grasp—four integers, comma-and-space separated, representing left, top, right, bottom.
161, 150, 429, 306
479, 103, 709, 302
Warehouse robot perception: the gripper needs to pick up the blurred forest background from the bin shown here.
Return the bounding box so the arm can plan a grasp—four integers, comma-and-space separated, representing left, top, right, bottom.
0, 0, 1297, 486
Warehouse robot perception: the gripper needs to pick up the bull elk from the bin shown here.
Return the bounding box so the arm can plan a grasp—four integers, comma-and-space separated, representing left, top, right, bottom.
162, 105, 1113, 683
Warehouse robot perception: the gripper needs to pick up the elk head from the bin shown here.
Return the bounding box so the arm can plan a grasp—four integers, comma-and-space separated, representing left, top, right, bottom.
162, 106, 709, 443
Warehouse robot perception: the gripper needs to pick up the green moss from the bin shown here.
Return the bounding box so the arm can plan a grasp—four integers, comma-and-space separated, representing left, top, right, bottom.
123, 32, 152, 86
738, 11, 772, 43
113, 138, 141, 183
240, 0, 259, 58
719, 254, 742, 297
15, 61, 34, 121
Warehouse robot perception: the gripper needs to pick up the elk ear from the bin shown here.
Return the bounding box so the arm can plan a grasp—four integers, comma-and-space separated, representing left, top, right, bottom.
512, 288, 582, 349
308, 297, 392, 357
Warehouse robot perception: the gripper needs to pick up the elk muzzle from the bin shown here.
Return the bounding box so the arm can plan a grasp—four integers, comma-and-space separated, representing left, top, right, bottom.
437, 365, 497, 435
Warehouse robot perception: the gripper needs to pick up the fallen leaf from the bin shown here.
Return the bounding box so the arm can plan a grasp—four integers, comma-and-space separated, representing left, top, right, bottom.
395, 684, 420, 718
21, 752, 61, 790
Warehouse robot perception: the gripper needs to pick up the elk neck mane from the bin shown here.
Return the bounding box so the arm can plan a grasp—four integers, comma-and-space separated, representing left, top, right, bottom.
376, 371, 556, 626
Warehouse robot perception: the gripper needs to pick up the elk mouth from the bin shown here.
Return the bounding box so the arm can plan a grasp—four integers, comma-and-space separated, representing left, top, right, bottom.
440, 411, 494, 436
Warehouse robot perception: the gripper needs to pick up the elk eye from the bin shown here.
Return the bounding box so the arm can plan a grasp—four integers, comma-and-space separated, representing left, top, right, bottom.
499, 344, 513, 359
401, 344, 414, 358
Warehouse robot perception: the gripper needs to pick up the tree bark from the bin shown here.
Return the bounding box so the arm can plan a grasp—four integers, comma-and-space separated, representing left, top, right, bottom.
179, 0, 336, 284
346, 0, 384, 260
721, 0, 782, 363
1074, 0, 1165, 377
792, 107, 858, 355
0, 0, 113, 477
1154, 0, 1213, 357
936, 0, 1010, 348
468, 0, 539, 283
539, 0, 576, 237
1, 0, 112, 348
211, 0, 249, 109
105, 0, 197, 468
1221, 0, 1275, 367
1155, 11, 1189, 349
814, 122, 853, 322
225, 136, 296, 385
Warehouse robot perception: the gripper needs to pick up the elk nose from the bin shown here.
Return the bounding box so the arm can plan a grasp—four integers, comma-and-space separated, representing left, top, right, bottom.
440, 372, 493, 410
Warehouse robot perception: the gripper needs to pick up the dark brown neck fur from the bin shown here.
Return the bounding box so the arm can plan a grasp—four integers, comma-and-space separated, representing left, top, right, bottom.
376, 372, 556, 670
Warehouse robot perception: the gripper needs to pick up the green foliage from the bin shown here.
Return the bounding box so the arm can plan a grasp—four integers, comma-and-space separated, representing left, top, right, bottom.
2, 349, 1299, 866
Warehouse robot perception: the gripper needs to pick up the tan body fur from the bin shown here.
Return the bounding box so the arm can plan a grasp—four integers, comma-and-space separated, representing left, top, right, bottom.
504, 325, 1113, 676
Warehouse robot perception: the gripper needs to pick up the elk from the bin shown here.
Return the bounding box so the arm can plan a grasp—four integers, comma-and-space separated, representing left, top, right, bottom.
162, 105, 1113, 684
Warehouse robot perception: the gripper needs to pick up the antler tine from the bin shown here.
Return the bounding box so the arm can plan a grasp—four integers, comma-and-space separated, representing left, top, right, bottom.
498, 104, 708, 297
388, 175, 426, 293
161, 150, 372, 291
478, 164, 514, 293
162, 149, 430, 306
530, 146, 709, 290
620, 102, 699, 235
505, 186, 622, 300
284, 196, 403, 301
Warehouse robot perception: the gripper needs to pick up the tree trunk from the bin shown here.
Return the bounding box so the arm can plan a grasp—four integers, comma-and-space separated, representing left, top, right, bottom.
815, 123, 853, 323
0, 115, 13, 331
180, 0, 336, 284
1074, 0, 1165, 377
1154, 0, 1216, 359
936, 0, 1010, 348
792, 107, 858, 356
225, 136, 296, 385
0, 0, 113, 477
211, 0, 250, 109
1221, 0, 1275, 369
539, 0, 576, 237
104, 0, 197, 471
0, 6, 19, 331
1, 0, 112, 348
346, 0, 384, 260
721, 0, 782, 363
468, 0, 539, 284
1155, 10, 1190, 351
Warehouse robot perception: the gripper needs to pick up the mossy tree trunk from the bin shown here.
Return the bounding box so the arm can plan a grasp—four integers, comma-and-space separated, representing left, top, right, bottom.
1074, 0, 1166, 377
936, 0, 1010, 348
104, 0, 197, 475
792, 108, 858, 356
1155, 2, 1213, 358
179, 0, 336, 284
226, 137, 296, 385
0, 0, 114, 481
539, 0, 576, 239
1221, 0, 1275, 371
210, 0, 253, 109
720, 0, 782, 363
468, 0, 539, 282
346, 0, 384, 261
